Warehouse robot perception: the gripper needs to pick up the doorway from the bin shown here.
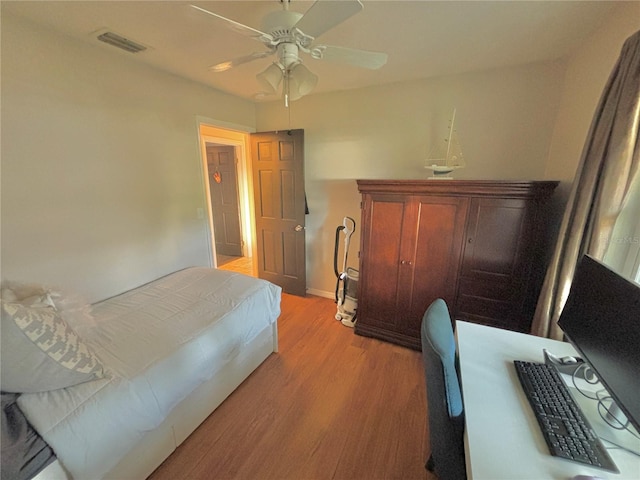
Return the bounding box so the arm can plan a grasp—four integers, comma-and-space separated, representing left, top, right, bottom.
198, 123, 307, 295
198, 124, 255, 276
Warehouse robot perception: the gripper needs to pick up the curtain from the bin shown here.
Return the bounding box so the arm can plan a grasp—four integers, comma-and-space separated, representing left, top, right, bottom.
531, 30, 640, 340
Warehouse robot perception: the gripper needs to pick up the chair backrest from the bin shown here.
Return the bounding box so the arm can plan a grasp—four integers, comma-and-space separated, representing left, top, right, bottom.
421, 298, 466, 480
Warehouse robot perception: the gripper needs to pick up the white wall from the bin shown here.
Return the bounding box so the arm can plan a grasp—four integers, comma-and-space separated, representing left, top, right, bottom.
3, 4, 636, 302
1, 12, 256, 302
256, 61, 566, 296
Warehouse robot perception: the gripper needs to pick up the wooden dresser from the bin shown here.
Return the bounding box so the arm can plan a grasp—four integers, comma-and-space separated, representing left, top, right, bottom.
355, 180, 558, 350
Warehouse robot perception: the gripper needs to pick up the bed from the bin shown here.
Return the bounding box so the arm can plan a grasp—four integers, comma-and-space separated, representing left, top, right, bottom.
1, 267, 281, 480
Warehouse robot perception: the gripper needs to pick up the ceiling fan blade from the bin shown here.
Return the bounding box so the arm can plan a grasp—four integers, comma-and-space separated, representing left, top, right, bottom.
293, 0, 363, 39
209, 52, 273, 72
191, 4, 273, 43
310, 45, 388, 69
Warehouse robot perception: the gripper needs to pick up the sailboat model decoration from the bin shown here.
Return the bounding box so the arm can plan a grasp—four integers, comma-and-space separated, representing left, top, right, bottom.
425, 108, 466, 179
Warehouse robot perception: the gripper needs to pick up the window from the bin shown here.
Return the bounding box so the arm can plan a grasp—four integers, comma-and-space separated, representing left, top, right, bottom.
603, 175, 640, 283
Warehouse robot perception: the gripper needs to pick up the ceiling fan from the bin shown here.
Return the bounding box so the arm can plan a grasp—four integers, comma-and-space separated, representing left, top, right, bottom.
191, 0, 388, 105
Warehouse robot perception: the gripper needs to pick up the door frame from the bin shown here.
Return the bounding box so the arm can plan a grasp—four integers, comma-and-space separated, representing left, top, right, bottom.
197, 122, 255, 270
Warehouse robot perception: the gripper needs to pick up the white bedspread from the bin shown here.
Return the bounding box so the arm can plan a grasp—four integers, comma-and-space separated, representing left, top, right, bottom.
18, 267, 281, 480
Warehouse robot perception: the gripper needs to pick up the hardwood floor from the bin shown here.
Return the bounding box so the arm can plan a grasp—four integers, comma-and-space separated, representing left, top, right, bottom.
218, 255, 254, 277
148, 293, 433, 480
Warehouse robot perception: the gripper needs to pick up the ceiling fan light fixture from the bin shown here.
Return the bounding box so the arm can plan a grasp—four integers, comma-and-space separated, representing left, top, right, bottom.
288, 63, 318, 98
257, 63, 283, 93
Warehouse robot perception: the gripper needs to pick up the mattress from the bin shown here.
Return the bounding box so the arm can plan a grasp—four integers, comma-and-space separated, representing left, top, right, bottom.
17, 267, 281, 480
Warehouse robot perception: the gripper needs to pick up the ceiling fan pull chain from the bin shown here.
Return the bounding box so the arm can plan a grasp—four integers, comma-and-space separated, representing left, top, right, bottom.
284, 73, 290, 108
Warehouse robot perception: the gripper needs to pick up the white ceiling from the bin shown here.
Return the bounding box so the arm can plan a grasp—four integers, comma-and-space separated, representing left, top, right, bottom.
3, 1, 621, 102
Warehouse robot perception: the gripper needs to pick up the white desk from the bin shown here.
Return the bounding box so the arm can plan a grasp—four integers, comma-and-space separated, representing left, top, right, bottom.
456, 321, 640, 480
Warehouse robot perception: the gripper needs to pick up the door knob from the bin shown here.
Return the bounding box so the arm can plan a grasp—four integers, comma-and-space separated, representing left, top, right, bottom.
294, 225, 305, 232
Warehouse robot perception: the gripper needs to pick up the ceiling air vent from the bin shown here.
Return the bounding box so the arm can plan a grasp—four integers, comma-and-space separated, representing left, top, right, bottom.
97, 31, 147, 53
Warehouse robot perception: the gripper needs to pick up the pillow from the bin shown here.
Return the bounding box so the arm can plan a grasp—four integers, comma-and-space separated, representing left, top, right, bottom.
1, 301, 105, 393
0, 287, 54, 308
1, 282, 97, 332
1, 283, 51, 304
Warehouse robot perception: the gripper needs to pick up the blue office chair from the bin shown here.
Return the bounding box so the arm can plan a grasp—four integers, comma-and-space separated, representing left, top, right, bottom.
421, 298, 467, 480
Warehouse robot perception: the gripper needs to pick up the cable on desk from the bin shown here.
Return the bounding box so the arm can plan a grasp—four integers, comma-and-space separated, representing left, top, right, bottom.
570, 364, 640, 442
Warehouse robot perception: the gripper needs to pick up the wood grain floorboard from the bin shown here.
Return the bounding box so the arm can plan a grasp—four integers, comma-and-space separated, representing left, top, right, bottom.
148, 293, 434, 480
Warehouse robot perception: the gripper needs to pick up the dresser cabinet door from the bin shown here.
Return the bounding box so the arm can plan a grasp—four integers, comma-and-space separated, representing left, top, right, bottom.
455, 197, 537, 331
403, 196, 468, 338
357, 194, 468, 348
357, 193, 412, 335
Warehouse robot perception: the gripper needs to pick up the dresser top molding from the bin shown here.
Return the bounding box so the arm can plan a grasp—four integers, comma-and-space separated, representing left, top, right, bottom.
356, 179, 559, 197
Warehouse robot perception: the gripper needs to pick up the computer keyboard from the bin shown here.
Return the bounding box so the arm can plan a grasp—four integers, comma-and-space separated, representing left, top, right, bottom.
514, 360, 619, 473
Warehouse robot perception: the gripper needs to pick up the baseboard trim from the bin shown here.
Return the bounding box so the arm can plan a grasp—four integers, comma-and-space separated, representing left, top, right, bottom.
306, 288, 334, 299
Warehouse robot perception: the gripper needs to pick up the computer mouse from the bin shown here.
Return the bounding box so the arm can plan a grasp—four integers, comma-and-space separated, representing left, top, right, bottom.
560, 355, 578, 365
571, 475, 606, 480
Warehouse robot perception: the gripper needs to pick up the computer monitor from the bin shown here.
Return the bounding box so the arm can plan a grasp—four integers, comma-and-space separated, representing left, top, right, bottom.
557, 255, 640, 435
